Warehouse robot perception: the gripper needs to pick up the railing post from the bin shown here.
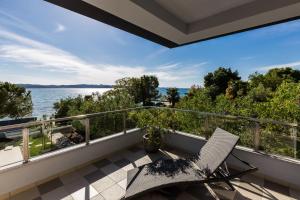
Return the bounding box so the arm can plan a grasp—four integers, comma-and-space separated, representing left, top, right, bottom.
41, 122, 45, 150
85, 118, 90, 145
254, 122, 260, 151
123, 112, 127, 134
172, 109, 176, 133
22, 128, 30, 163
204, 115, 209, 140
291, 125, 297, 159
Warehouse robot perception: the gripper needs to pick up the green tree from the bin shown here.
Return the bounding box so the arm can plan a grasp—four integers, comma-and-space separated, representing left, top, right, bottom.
54, 90, 135, 118
225, 80, 248, 99
262, 82, 300, 122
249, 67, 300, 90
247, 83, 272, 103
115, 77, 141, 104
166, 87, 180, 107
115, 75, 159, 106
177, 88, 213, 112
140, 75, 159, 106
214, 94, 232, 114
0, 82, 32, 118
204, 67, 240, 99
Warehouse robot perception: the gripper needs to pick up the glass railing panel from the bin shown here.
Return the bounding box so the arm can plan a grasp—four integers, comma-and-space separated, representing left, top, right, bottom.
1, 107, 299, 167
259, 123, 296, 158
0, 128, 23, 167
89, 112, 124, 140
29, 119, 85, 158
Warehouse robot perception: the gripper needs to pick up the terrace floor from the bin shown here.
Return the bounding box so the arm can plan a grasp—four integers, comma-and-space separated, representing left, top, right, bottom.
9, 145, 300, 200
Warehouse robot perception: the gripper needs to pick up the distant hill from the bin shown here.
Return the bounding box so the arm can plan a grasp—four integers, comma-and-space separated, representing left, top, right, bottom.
18, 84, 114, 88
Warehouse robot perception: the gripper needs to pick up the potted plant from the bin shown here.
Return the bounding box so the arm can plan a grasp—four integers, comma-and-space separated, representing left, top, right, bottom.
130, 109, 172, 153
143, 126, 163, 153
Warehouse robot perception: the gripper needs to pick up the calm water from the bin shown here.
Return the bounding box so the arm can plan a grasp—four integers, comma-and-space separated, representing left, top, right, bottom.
28, 88, 188, 117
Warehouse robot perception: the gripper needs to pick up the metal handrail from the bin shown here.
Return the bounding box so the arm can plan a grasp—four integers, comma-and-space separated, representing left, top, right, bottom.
154, 107, 299, 127
0, 107, 151, 131
0, 106, 298, 131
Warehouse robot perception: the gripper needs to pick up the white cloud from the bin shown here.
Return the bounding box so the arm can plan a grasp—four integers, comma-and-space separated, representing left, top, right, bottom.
255, 61, 300, 72
54, 23, 66, 33
0, 29, 204, 87
146, 47, 168, 59
0, 10, 48, 39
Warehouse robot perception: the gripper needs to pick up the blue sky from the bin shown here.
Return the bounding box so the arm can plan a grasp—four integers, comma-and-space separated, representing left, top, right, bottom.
1, 0, 300, 87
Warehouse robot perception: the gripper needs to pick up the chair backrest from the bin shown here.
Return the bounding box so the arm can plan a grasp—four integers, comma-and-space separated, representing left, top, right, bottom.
195, 128, 239, 177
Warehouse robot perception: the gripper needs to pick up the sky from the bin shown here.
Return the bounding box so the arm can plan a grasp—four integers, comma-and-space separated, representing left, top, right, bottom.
1, 1, 300, 87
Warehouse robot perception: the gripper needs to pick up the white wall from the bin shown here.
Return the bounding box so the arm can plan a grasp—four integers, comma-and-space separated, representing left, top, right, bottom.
164, 131, 300, 190
0, 129, 143, 196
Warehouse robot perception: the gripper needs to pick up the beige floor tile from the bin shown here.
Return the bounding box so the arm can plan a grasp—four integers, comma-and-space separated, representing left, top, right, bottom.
64, 177, 98, 200
117, 179, 127, 190
10, 187, 40, 200
290, 188, 300, 200
41, 187, 72, 200
101, 184, 125, 200
90, 194, 104, 200
108, 154, 124, 162
210, 182, 237, 200
133, 155, 152, 167
261, 190, 291, 200
91, 176, 116, 193
76, 165, 98, 176
120, 150, 137, 162
60, 171, 84, 185
37, 178, 64, 195
100, 164, 127, 182
263, 180, 291, 200
64, 180, 98, 200
121, 163, 135, 171
234, 175, 264, 200
94, 159, 112, 169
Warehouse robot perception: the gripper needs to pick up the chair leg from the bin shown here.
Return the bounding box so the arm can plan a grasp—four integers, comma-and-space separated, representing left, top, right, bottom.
216, 171, 235, 191
224, 179, 235, 191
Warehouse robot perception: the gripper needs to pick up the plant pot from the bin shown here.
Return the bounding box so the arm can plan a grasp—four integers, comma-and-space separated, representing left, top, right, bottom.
143, 133, 161, 153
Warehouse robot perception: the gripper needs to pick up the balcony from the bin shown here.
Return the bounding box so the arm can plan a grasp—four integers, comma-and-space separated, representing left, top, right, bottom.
0, 107, 299, 200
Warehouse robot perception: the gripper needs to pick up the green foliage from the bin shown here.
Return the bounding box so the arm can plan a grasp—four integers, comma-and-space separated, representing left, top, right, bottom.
0, 82, 32, 118
204, 67, 240, 99
130, 109, 174, 130
262, 82, 300, 122
140, 75, 159, 106
249, 67, 300, 90
177, 88, 213, 112
115, 75, 159, 106
225, 80, 248, 99
115, 77, 142, 104
54, 90, 135, 118
166, 87, 180, 107
53, 88, 135, 139
130, 109, 172, 147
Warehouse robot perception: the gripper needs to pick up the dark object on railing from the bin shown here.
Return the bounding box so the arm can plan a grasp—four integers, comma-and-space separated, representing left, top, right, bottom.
0, 117, 37, 128
0, 117, 37, 126
124, 128, 258, 199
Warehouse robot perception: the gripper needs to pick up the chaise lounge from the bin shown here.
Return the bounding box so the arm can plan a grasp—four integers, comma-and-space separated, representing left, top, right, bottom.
124, 128, 258, 199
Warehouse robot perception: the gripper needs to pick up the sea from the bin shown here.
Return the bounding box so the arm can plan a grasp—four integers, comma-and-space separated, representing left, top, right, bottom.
27, 88, 189, 118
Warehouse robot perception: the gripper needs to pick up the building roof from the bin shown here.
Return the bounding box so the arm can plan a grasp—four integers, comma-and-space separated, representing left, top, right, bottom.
46, 0, 300, 48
